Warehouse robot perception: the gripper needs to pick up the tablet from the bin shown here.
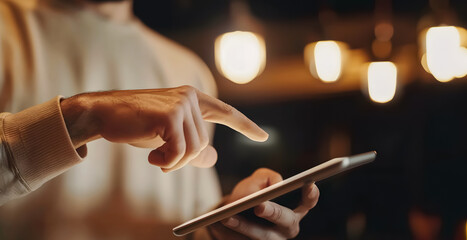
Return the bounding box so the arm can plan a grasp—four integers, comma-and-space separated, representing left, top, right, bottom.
173, 151, 376, 236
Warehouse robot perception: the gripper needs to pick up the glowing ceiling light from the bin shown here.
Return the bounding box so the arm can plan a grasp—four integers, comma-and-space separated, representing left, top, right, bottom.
367, 61, 397, 103
426, 26, 466, 82
215, 31, 266, 84
453, 47, 467, 78
421, 53, 430, 73
304, 41, 346, 83
313, 41, 342, 82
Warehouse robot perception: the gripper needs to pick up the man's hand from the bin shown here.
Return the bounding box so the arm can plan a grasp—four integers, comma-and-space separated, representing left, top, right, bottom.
60, 85, 268, 172
208, 168, 320, 240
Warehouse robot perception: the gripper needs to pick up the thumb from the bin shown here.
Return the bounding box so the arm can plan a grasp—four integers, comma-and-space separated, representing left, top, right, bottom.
189, 145, 218, 168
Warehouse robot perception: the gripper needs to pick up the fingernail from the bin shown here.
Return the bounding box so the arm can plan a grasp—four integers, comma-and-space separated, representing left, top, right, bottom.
225, 217, 239, 227
262, 203, 273, 217
308, 185, 318, 199
256, 128, 269, 142
263, 131, 269, 140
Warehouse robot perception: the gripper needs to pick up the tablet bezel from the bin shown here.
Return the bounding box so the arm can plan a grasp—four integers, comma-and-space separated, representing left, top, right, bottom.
173, 151, 376, 236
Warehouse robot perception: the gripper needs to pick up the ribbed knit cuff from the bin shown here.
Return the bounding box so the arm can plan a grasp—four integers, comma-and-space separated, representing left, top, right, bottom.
3, 96, 84, 190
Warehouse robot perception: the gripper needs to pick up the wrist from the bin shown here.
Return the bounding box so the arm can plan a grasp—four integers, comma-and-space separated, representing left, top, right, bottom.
61, 94, 101, 149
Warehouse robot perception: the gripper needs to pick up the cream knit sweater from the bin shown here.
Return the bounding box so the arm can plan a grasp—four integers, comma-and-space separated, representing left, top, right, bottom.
0, 0, 221, 237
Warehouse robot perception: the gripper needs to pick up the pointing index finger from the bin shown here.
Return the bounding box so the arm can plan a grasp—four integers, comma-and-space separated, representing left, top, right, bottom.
195, 89, 269, 142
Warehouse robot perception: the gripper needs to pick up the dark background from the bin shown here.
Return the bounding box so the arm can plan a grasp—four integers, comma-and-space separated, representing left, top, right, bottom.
134, 1, 467, 239
213, 81, 467, 239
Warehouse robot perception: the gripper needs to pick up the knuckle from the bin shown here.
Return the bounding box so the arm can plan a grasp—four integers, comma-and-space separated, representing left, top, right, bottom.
181, 85, 194, 91
178, 85, 191, 91
221, 102, 235, 115
292, 214, 300, 228
286, 217, 300, 238
310, 199, 318, 209
176, 97, 190, 110
200, 138, 209, 150
179, 85, 196, 97
261, 231, 282, 240
165, 107, 183, 123
286, 226, 300, 239
186, 141, 201, 157
235, 220, 249, 233
315, 187, 321, 199
159, 158, 177, 169
271, 205, 283, 221
239, 119, 254, 129
260, 231, 273, 240
199, 133, 210, 148
170, 137, 186, 155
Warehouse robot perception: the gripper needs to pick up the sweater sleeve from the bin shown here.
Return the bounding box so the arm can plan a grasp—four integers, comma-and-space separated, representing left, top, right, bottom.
0, 96, 84, 205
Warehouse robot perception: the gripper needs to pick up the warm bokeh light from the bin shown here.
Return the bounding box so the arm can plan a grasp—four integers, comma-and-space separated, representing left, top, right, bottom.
374, 22, 394, 42
372, 39, 392, 59
367, 61, 397, 103
426, 26, 467, 82
454, 47, 467, 78
346, 212, 367, 239
304, 41, 348, 83
215, 31, 266, 84
420, 53, 430, 73
314, 41, 342, 82
464, 220, 467, 240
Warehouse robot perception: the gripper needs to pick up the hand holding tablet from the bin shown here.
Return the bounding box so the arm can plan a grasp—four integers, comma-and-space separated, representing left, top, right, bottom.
173, 151, 376, 236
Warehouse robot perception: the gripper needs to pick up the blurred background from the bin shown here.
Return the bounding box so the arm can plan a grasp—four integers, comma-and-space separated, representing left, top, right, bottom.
0, 0, 466, 239
134, 0, 467, 239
